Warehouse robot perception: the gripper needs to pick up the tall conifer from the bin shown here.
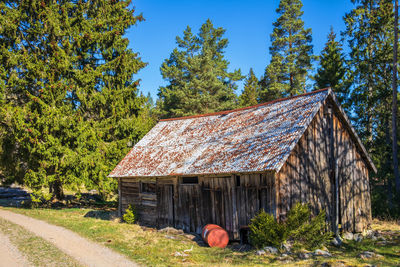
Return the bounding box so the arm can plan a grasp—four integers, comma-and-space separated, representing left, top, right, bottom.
239, 69, 259, 107
157, 19, 243, 118
344, 0, 395, 211
260, 0, 314, 101
315, 28, 349, 108
0, 0, 152, 198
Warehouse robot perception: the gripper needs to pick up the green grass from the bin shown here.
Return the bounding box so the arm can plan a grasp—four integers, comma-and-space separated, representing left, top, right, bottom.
3, 207, 400, 266
0, 217, 82, 267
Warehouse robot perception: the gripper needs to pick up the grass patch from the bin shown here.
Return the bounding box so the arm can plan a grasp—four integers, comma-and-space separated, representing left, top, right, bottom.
0, 217, 82, 267
3, 207, 400, 266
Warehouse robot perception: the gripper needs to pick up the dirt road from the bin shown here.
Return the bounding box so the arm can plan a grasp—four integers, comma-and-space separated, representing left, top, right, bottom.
0, 209, 137, 267
0, 231, 31, 267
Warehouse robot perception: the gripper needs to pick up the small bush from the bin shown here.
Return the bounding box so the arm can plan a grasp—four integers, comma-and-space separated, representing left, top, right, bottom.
249, 210, 286, 248
123, 205, 136, 224
286, 203, 332, 250
249, 203, 332, 250
29, 190, 53, 208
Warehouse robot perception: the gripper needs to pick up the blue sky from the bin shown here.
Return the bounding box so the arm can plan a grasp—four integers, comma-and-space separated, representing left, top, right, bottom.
126, 0, 354, 99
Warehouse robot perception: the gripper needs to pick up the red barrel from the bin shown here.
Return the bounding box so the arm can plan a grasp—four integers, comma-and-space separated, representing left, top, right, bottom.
202, 224, 229, 248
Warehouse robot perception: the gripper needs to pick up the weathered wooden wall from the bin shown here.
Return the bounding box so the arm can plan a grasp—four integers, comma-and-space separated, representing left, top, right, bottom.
277, 100, 371, 232
119, 98, 372, 236
120, 172, 276, 240
120, 177, 157, 225
333, 108, 371, 232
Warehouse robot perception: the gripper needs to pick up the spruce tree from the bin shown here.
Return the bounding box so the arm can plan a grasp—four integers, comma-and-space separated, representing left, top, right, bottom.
260, 0, 314, 101
0, 0, 153, 198
157, 19, 243, 118
344, 0, 396, 212
315, 27, 349, 108
392, 0, 400, 194
239, 69, 259, 107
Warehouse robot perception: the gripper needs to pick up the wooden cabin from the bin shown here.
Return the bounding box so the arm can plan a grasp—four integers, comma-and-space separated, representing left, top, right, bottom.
109, 88, 376, 240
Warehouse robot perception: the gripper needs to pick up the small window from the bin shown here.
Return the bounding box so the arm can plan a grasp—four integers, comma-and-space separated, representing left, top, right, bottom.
235, 175, 241, 187
141, 182, 156, 194
181, 177, 198, 185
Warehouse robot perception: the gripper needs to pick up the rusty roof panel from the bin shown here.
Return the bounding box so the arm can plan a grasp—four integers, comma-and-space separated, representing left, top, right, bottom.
109, 89, 330, 177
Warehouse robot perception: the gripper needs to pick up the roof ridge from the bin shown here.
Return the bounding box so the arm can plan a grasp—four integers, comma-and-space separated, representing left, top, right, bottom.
159, 87, 331, 122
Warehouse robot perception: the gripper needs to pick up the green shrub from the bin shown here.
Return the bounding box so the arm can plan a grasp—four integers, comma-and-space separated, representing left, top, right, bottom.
123, 205, 136, 224
29, 190, 53, 208
249, 203, 332, 250
286, 203, 332, 250
249, 210, 287, 248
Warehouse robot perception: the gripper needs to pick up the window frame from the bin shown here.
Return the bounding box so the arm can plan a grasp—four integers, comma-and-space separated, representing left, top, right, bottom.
180, 176, 199, 185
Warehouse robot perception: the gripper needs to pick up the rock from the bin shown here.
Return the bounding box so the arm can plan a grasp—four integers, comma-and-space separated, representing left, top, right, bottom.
342, 232, 354, 240
159, 227, 183, 235
331, 236, 343, 247
277, 254, 293, 262
298, 252, 312, 259
263, 246, 279, 254
313, 249, 332, 257
363, 229, 374, 237
354, 233, 363, 242
359, 251, 375, 259
174, 251, 189, 257
282, 242, 293, 252
360, 251, 383, 260
256, 249, 266, 256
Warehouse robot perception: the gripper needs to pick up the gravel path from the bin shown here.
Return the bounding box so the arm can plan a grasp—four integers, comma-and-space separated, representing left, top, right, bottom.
0, 209, 137, 267
0, 230, 32, 267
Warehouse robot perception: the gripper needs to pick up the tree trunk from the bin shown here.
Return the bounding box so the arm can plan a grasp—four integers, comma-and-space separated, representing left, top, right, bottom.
393, 0, 400, 194
49, 179, 64, 200
386, 113, 393, 209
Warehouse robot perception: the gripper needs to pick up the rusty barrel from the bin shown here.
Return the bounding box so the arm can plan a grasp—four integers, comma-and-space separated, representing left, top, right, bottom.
201, 224, 229, 248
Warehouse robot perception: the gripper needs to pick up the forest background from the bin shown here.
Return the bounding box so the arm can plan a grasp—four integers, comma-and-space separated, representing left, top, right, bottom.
0, 0, 399, 218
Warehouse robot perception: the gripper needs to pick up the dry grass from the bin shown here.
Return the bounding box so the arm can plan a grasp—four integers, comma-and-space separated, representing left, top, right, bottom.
371, 218, 400, 231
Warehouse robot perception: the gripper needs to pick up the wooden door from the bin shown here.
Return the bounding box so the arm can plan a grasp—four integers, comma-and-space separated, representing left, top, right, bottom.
157, 184, 174, 227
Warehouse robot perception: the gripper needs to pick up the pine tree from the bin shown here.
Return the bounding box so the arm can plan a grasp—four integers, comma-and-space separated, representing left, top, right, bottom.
344, 0, 396, 213
260, 0, 314, 101
156, 19, 243, 118
392, 0, 400, 194
0, 0, 153, 199
239, 69, 259, 107
315, 27, 349, 109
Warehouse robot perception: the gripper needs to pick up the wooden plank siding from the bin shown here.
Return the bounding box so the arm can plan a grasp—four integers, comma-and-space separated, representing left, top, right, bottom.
114, 89, 376, 242
276, 101, 371, 232
120, 172, 276, 240
119, 103, 371, 237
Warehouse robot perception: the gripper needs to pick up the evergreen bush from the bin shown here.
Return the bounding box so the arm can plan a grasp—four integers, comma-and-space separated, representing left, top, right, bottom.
123, 205, 136, 224
30, 190, 52, 208
286, 203, 332, 250
248, 210, 287, 248
249, 203, 332, 250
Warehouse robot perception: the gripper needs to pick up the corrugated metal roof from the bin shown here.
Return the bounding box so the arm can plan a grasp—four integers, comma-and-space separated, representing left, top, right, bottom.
109, 89, 334, 178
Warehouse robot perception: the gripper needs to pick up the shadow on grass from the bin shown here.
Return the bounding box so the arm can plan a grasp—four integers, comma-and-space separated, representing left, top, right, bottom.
0, 187, 117, 211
